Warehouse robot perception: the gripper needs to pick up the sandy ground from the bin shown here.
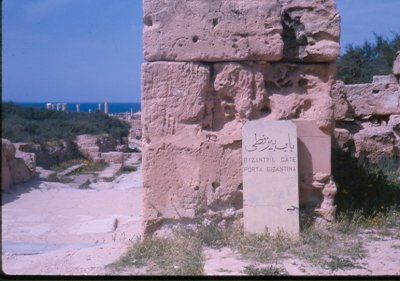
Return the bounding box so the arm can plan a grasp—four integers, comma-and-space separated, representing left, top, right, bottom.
203, 237, 400, 276
2, 164, 400, 276
2, 167, 143, 275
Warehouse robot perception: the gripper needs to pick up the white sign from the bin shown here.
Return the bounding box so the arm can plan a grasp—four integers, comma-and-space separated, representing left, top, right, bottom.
242, 120, 299, 235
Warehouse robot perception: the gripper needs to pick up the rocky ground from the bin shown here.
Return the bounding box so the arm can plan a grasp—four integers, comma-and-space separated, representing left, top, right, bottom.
2, 163, 400, 276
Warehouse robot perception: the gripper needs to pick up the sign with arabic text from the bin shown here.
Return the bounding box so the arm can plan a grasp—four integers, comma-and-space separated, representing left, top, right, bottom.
242, 120, 299, 235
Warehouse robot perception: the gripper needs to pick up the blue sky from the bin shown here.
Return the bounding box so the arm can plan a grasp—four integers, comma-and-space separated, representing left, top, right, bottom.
2, 0, 400, 103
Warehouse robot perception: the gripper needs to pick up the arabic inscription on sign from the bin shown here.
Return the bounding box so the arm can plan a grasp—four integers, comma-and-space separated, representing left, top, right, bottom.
245, 133, 295, 153
242, 131, 297, 174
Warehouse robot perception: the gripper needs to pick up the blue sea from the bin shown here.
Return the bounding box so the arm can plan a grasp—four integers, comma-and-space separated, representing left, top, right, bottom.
14, 102, 141, 114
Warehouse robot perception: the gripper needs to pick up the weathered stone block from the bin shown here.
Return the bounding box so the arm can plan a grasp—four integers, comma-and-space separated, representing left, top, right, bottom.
14, 143, 36, 178
353, 126, 399, 164
141, 62, 212, 139
2, 139, 16, 160
2, 139, 37, 189
345, 75, 400, 117
74, 134, 117, 161
143, 0, 284, 62
9, 158, 33, 186
100, 152, 124, 164
143, 0, 340, 63
331, 80, 354, 120
279, 0, 340, 62
142, 128, 243, 234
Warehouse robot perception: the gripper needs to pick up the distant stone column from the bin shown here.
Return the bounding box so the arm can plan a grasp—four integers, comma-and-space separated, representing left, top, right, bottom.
98, 103, 102, 112
104, 101, 109, 114
76, 104, 80, 113
46, 103, 52, 110
51, 104, 55, 110
62, 103, 68, 112
56, 103, 61, 111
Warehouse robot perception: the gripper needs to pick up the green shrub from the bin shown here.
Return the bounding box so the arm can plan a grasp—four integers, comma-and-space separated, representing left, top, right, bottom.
1, 102, 130, 145
243, 264, 287, 276
338, 33, 400, 84
332, 149, 400, 215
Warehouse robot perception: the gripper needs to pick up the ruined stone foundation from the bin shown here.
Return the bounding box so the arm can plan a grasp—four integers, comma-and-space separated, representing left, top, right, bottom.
141, 0, 340, 235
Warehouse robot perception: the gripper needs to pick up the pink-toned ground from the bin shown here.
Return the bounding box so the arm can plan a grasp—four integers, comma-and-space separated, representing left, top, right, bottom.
2, 165, 399, 276
2, 168, 143, 275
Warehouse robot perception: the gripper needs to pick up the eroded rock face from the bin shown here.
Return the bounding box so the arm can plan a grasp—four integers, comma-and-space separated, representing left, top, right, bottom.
2, 139, 37, 190
312, 173, 337, 224
143, 0, 339, 62
332, 71, 400, 170
331, 80, 354, 120
14, 143, 36, 178
345, 75, 400, 117
142, 0, 340, 235
353, 126, 399, 164
279, 0, 340, 62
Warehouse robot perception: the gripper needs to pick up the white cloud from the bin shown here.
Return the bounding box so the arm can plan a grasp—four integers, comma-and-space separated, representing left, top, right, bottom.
24, 0, 74, 22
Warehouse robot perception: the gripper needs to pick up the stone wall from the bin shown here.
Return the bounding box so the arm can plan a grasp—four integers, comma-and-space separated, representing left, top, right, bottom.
332, 54, 400, 169
141, 0, 340, 235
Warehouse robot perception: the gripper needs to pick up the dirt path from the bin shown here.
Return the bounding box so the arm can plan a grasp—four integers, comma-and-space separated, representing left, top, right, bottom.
1, 168, 143, 275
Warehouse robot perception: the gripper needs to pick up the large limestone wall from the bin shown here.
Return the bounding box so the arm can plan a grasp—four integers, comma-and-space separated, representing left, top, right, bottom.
141, 0, 340, 235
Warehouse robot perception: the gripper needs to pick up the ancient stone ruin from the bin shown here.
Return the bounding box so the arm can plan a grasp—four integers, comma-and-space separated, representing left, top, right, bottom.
2, 139, 37, 190
141, 0, 340, 235
332, 52, 400, 170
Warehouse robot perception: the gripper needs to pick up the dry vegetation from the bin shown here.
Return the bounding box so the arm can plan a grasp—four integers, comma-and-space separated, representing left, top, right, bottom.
107, 207, 400, 276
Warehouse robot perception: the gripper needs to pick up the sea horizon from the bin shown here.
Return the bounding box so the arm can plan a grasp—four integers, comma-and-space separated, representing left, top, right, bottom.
10, 102, 141, 114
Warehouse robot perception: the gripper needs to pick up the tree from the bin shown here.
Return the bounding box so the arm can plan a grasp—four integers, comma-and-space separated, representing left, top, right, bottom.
337, 33, 400, 84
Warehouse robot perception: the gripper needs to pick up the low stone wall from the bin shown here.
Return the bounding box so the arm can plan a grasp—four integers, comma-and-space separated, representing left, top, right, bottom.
23, 140, 79, 169
332, 59, 400, 170
74, 134, 117, 162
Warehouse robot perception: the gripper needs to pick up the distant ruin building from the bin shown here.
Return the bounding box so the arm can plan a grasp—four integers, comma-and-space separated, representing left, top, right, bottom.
141, 0, 340, 235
